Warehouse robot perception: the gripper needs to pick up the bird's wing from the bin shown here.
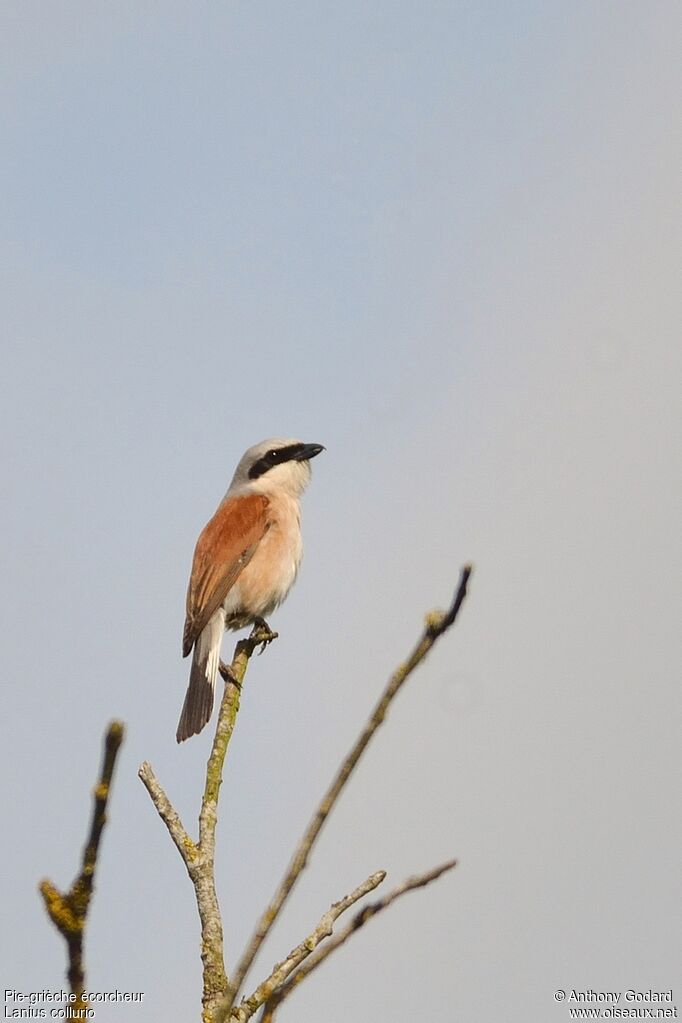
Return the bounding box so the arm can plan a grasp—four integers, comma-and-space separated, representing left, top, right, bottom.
182, 492, 270, 656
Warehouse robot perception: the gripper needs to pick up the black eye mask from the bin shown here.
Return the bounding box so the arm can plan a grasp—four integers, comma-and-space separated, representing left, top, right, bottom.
248, 443, 309, 480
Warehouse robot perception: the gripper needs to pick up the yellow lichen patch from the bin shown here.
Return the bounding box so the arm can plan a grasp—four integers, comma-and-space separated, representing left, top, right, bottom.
108, 720, 124, 743
183, 836, 199, 861
425, 608, 445, 631
39, 881, 82, 935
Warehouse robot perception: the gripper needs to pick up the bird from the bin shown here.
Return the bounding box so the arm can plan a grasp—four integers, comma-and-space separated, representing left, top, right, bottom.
176, 437, 324, 742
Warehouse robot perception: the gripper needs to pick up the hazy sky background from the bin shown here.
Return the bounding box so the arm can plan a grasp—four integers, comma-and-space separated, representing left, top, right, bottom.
2, 3, 680, 1021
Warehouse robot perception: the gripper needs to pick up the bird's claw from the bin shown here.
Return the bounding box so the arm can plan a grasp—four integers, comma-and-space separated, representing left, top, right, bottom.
251, 617, 278, 654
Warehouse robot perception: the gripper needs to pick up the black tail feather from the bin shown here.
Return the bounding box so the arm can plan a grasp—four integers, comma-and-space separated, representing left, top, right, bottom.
176, 653, 214, 742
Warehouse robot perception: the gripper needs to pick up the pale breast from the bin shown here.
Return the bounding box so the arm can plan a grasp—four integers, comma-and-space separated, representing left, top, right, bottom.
222, 492, 303, 626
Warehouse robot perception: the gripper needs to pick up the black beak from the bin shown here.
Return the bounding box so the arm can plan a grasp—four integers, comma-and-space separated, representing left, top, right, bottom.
295, 442, 325, 461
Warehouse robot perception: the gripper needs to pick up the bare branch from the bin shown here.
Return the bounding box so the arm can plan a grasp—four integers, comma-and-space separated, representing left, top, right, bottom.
227, 871, 386, 1023
139, 623, 276, 1023
260, 859, 458, 1021
39, 720, 125, 1009
229, 566, 472, 1004
138, 761, 197, 866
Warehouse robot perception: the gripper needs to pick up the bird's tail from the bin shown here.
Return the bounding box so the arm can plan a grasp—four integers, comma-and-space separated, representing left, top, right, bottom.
176, 610, 224, 742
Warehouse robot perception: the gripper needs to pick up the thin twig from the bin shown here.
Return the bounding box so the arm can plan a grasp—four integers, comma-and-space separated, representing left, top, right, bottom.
138, 762, 197, 866
39, 720, 125, 1009
227, 871, 386, 1023
139, 623, 276, 1023
229, 565, 472, 1005
259, 859, 458, 1022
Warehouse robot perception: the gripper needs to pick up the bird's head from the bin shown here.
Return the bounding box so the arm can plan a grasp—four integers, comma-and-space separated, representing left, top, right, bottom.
231, 438, 325, 498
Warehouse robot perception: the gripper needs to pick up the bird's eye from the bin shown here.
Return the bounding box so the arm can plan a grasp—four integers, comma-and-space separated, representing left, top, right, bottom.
268, 450, 278, 459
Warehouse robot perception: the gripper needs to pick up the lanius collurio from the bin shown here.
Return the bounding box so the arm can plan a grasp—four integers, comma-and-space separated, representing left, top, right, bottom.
176, 438, 324, 742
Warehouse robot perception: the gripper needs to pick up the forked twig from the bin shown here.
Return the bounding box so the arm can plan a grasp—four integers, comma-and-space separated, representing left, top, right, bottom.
39, 720, 125, 1009
259, 859, 458, 1022
140, 623, 276, 1023
226, 871, 387, 1023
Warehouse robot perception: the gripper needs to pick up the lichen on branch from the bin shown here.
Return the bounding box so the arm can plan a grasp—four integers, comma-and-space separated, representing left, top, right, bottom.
39, 720, 125, 1009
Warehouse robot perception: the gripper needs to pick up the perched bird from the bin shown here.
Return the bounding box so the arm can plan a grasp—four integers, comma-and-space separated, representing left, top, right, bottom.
176, 438, 324, 742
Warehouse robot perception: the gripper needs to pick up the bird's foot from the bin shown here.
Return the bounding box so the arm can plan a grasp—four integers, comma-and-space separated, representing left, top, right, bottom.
251, 617, 278, 654
219, 660, 241, 688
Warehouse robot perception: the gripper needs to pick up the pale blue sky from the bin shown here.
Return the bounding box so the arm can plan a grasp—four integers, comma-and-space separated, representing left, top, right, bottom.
2, 3, 680, 1021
